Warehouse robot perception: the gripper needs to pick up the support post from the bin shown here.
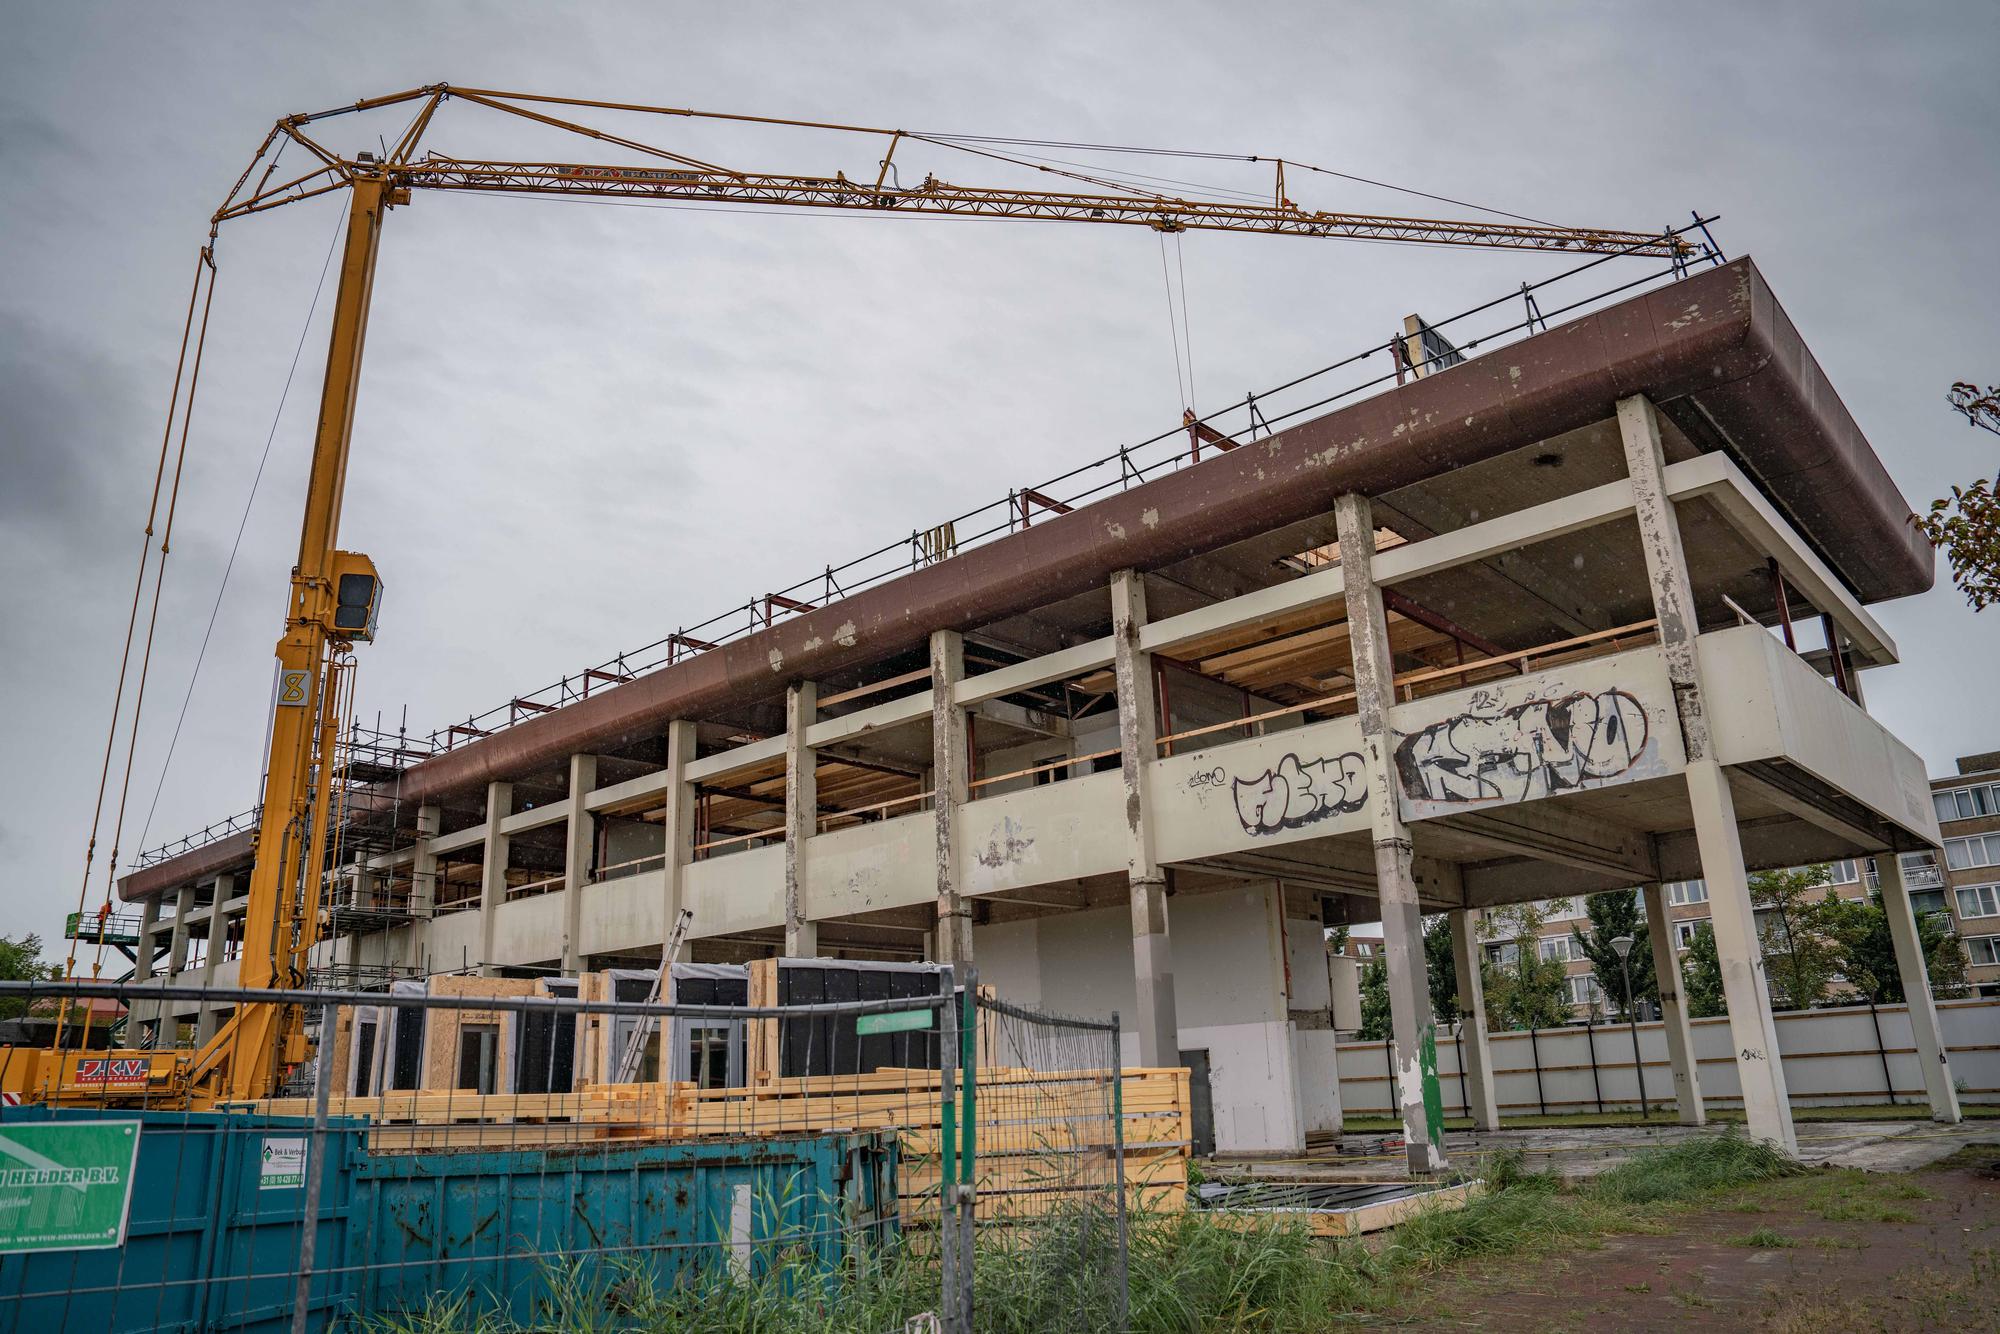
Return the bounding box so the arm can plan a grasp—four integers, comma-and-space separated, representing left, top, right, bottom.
1687, 761, 1797, 1154
197, 875, 229, 1044
405, 803, 440, 971
477, 781, 513, 975
1619, 392, 1795, 1154
658, 720, 698, 967
129, 899, 162, 1035
1336, 492, 1445, 1175
1641, 881, 1706, 1125
1111, 570, 1177, 1067
784, 681, 819, 957
1448, 907, 1500, 1131
931, 630, 973, 963
1873, 852, 1962, 1122
559, 753, 600, 973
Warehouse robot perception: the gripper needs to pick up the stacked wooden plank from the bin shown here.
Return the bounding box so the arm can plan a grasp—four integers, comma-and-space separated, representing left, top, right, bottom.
652, 1065, 1190, 1223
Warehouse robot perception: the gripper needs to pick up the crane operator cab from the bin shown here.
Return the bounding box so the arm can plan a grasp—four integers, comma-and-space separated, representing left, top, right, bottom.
329, 550, 382, 643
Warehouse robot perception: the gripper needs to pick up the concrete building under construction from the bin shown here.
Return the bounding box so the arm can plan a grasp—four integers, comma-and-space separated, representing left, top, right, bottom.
115, 256, 1966, 1170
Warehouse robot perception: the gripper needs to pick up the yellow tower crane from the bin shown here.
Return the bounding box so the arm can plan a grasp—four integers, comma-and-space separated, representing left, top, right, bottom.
17, 85, 1700, 1108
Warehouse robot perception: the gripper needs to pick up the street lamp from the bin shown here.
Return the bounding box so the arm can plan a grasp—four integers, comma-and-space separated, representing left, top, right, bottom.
1609, 935, 1649, 1119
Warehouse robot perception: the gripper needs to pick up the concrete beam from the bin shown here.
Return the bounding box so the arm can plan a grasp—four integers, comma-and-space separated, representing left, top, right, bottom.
1445, 804, 1660, 885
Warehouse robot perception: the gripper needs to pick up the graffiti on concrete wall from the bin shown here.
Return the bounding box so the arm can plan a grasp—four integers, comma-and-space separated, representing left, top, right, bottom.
1228, 751, 1370, 835
1395, 686, 1652, 807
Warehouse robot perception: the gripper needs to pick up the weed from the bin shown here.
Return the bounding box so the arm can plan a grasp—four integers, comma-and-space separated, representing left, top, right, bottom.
1729, 1227, 1797, 1249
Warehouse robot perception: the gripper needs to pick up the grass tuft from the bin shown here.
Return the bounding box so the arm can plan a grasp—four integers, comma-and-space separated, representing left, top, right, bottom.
1729, 1227, 1797, 1248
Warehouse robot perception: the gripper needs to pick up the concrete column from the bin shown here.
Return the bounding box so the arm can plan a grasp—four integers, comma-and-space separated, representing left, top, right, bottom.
1621, 391, 1794, 1152
197, 875, 231, 1045
1687, 762, 1796, 1154
405, 803, 441, 971
1448, 907, 1500, 1131
784, 681, 819, 957
166, 884, 195, 981
931, 630, 974, 963
478, 781, 513, 975
559, 753, 601, 973
1336, 492, 1445, 1175
1874, 853, 1961, 1122
1642, 881, 1706, 1125
1111, 569, 1177, 1068
127, 898, 163, 1033
655, 722, 697, 971
1617, 394, 1710, 761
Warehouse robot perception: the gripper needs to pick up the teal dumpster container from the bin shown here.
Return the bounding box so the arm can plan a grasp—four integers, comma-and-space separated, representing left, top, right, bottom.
0, 1106, 361, 1334
354, 1131, 899, 1322
0, 1106, 897, 1331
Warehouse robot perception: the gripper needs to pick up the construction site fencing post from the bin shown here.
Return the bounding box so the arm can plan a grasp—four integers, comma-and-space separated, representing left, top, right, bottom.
937, 966, 961, 1334
956, 965, 977, 1334
968, 989, 1130, 1333
290, 998, 336, 1334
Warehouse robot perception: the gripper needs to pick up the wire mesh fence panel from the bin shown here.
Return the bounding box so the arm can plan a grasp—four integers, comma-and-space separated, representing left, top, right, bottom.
963, 992, 1129, 1334
0, 973, 1194, 1333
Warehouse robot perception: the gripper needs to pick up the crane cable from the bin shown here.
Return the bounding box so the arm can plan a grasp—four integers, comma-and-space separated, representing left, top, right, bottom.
58, 245, 218, 1048
1156, 231, 1197, 417
134, 205, 346, 862
84, 251, 220, 1007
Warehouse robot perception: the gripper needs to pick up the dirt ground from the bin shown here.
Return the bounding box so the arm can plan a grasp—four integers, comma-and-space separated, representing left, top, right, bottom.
1402, 1149, 2000, 1332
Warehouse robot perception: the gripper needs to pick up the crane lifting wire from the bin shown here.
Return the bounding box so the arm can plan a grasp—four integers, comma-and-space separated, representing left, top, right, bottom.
36, 83, 1711, 1108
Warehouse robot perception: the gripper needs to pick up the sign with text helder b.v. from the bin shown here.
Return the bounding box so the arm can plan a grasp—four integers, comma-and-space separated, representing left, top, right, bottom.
0, 1120, 142, 1253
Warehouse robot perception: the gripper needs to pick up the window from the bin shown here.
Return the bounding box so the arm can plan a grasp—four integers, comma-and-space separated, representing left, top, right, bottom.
1666, 880, 1708, 907
1957, 885, 2000, 920
1539, 936, 1580, 963
1826, 859, 1858, 885
1945, 835, 2000, 871
457, 1023, 499, 1094
351, 1019, 378, 1097
1911, 890, 1949, 919
1674, 919, 1705, 949
1485, 942, 1520, 967
1935, 782, 2000, 824
1967, 936, 2000, 968
1563, 974, 1601, 1007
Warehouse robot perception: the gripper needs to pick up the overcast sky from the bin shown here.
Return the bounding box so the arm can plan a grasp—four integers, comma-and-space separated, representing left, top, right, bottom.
2, 3, 1996, 949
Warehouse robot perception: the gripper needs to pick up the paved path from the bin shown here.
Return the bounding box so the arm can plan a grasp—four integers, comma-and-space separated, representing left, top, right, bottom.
1209, 1118, 2000, 1182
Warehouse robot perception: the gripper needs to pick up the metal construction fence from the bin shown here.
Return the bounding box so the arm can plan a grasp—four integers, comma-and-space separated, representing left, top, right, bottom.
0, 971, 1167, 1333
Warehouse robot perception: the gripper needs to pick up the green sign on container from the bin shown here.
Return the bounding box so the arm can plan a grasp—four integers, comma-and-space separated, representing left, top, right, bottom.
0, 1120, 142, 1254
855, 1008, 934, 1037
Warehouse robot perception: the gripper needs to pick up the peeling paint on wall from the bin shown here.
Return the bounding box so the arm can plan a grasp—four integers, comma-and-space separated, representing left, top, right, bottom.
974, 815, 1036, 869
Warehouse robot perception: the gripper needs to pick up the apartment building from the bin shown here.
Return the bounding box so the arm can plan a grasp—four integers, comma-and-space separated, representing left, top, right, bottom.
1934, 753, 2000, 995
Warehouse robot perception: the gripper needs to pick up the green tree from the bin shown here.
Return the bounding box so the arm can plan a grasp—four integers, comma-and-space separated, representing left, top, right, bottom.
0, 933, 61, 1021
1751, 865, 1842, 1010
1571, 890, 1658, 1020
1818, 891, 1970, 1003
1357, 955, 1391, 1041
1914, 381, 2000, 611
1681, 920, 1727, 1018
1424, 915, 1459, 1023
1479, 900, 1572, 1031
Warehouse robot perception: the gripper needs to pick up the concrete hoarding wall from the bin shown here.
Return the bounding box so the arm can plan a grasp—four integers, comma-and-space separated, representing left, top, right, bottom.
1332, 998, 2000, 1118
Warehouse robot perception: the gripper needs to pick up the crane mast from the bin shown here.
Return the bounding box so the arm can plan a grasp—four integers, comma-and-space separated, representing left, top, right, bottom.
25, 85, 1703, 1107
